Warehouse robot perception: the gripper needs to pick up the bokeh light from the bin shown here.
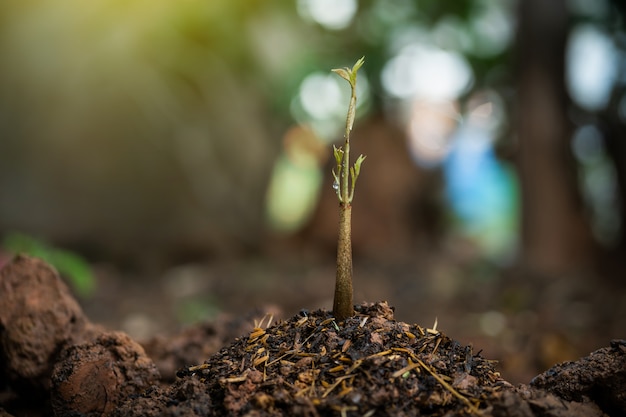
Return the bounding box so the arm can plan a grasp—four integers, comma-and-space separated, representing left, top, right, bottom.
299, 73, 343, 122
406, 100, 459, 168
466, 0, 514, 57
567, 24, 618, 111
382, 44, 473, 100
297, 0, 357, 30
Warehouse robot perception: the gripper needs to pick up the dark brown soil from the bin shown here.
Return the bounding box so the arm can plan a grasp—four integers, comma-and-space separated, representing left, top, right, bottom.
1, 256, 625, 416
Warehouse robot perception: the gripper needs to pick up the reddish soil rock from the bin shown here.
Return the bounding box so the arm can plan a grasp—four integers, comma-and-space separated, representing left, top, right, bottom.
0, 256, 161, 417
0, 256, 99, 395
50, 331, 160, 417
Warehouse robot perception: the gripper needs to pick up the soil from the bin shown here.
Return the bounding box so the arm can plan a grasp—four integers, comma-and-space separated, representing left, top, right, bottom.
1, 256, 625, 417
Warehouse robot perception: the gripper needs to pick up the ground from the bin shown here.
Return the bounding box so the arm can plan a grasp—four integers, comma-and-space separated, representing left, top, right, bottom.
81, 245, 625, 385
1, 256, 625, 416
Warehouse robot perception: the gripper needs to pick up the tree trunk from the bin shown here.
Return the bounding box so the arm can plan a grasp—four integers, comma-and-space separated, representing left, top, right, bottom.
515, 0, 595, 275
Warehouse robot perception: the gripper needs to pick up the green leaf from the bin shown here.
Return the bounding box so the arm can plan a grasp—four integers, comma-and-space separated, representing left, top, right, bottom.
49, 250, 96, 297
2, 232, 96, 298
333, 144, 344, 166
331, 68, 350, 83
352, 56, 365, 73
354, 154, 366, 177
332, 57, 365, 88
350, 56, 365, 85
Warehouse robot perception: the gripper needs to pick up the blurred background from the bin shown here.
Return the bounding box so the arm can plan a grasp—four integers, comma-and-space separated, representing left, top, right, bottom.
1, 0, 625, 384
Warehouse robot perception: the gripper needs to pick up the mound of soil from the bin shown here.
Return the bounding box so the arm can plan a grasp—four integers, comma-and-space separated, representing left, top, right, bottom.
1, 256, 625, 416
116, 302, 505, 417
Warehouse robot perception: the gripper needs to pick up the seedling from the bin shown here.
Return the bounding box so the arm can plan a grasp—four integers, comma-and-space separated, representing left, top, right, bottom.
331, 57, 366, 321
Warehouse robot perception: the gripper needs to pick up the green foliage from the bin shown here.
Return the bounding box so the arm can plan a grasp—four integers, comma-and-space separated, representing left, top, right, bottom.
332, 56, 365, 91
332, 57, 367, 206
2, 233, 96, 298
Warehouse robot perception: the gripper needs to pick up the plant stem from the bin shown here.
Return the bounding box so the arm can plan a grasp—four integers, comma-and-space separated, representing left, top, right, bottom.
340, 78, 356, 203
333, 203, 353, 321
331, 57, 364, 321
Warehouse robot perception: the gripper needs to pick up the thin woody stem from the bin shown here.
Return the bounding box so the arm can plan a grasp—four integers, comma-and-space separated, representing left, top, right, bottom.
340, 141, 350, 205
333, 204, 353, 321
343, 79, 357, 203
339, 80, 356, 204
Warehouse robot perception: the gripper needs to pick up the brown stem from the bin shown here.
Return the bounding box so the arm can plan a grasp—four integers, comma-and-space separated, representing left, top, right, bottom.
333, 203, 354, 321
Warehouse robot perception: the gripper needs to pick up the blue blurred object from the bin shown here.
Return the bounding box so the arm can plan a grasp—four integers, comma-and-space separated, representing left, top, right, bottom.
443, 123, 519, 261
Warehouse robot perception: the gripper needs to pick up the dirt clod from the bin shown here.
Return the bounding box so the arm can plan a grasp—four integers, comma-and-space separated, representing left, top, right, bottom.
490, 386, 606, 417
51, 331, 160, 417
0, 255, 99, 395
530, 339, 626, 416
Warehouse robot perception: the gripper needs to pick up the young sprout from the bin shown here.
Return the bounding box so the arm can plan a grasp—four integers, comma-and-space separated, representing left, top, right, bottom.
331, 56, 366, 321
